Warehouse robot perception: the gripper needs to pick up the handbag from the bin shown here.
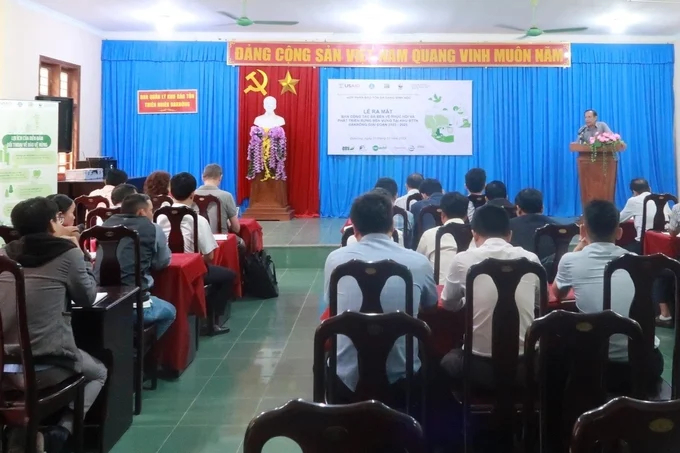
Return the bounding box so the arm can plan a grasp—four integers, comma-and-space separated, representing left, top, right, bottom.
243, 249, 279, 299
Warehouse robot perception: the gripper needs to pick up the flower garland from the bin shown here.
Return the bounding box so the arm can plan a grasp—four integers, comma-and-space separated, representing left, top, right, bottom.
589, 132, 624, 176
246, 126, 287, 181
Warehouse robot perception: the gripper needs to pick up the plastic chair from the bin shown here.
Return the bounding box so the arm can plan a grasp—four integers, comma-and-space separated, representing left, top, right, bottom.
85, 206, 121, 228
150, 195, 172, 211
406, 193, 423, 210
194, 194, 222, 233
434, 222, 472, 284
641, 193, 677, 244
153, 206, 198, 253
74, 195, 109, 225
533, 223, 580, 283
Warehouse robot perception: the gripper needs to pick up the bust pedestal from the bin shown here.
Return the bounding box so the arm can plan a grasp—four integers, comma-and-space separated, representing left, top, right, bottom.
244, 175, 294, 221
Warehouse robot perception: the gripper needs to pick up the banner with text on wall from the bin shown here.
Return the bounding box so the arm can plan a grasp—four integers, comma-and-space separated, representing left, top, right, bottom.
228, 42, 571, 67
0, 100, 58, 225
328, 80, 472, 156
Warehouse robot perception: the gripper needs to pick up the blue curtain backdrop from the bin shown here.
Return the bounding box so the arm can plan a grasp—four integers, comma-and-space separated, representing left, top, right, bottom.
101, 41, 239, 194
319, 44, 676, 217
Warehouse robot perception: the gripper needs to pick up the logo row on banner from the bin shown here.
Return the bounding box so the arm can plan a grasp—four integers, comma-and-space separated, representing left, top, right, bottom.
227, 41, 571, 68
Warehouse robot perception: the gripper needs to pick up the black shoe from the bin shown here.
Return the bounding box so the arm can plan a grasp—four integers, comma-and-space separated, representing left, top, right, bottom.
209, 325, 230, 336
40, 425, 70, 453
655, 316, 673, 329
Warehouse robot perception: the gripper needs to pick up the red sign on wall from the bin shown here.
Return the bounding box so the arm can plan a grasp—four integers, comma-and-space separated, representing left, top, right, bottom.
137, 89, 198, 114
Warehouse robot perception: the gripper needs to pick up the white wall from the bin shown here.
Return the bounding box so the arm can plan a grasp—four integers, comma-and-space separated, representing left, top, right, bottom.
0, 0, 102, 157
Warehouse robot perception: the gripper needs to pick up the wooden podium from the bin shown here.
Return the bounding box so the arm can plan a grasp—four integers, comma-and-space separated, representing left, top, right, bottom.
243, 173, 294, 221
570, 143, 625, 209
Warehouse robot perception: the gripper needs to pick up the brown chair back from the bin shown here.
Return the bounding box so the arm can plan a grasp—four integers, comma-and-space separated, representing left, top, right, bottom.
533, 223, 580, 282
468, 193, 486, 209
244, 399, 426, 453
150, 195, 172, 211
641, 193, 677, 242
523, 310, 646, 453
153, 206, 198, 253
341, 227, 398, 247
0, 256, 38, 410
604, 253, 680, 397
0, 226, 21, 245
393, 205, 410, 242
462, 257, 548, 447
85, 207, 121, 228
571, 396, 680, 453
329, 259, 414, 316
434, 222, 472, 284
194, 194, 221, 233
417, 204, 443, 242
406, 193, 423, 210
74, 195, 109, 225
313, 311, 431, 421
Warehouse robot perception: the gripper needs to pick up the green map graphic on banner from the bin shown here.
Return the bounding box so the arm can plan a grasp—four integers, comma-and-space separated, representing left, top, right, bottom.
0, 100, 59, 225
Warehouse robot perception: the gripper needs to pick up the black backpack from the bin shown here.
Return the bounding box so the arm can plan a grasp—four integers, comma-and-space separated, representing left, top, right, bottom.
243, 249, 279, 299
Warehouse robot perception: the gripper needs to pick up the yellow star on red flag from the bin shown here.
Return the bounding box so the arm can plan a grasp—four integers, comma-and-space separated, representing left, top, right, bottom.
279, 71, 299, 95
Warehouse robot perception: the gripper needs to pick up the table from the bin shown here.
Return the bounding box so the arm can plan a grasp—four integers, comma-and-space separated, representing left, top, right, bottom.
238, 219, 263, 253
213, 234, 242, 298
644, 230, 680, 257
71, 286, 137, 453
152, 253, 207, 374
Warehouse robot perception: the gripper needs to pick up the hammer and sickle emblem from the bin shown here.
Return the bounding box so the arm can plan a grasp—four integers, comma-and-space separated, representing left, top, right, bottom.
243, 70, 269, 96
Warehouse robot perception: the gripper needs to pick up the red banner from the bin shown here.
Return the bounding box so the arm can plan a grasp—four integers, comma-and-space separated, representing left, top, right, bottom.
228, 42, 571, 68
137, 89, 198, 114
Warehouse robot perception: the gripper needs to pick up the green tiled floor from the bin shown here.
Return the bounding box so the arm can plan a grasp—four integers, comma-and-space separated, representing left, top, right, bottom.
112, 263, 677, 453
112, 268, 321, 453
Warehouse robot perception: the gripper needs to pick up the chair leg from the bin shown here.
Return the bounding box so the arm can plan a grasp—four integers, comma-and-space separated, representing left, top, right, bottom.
25, 418, 39, 453
143, 344, 158, 391
73, 385, 85, 453
134, 345, 143, 415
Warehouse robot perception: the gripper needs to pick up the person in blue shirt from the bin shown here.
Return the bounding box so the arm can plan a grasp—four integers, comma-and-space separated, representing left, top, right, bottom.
323, 189, 438, 404
410, 178, 444, 247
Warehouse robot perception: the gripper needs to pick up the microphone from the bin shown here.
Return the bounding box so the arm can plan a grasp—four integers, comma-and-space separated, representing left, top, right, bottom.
577, 125, 587, 143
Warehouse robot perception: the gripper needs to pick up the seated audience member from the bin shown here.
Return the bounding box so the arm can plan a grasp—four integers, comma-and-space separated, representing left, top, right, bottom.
345, 188, 406, 247
465, 168, 487, 221
417, 191, 469, 283
0, 197, 107, 452
619, 178, 671, 254
324, 190, 438, 401
157, 172, 235, 333
97, 194, 176, 338
195, 163, 240, 235
554, 200, 663, 390
47, 194, 79, 235
485, 180, 515, 210
440, 205, 540, 389
376, 177, 414, 244
95, 184, 137, 226
143, 170, 172, 198
395, 172, 424, 210
89, 169, 128, 205
410, 178, 444, 241
657, 205, 680, 326
509, 188, 556, 263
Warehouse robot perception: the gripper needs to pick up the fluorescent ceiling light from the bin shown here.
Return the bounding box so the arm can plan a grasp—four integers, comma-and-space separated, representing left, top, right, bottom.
605, 11, 644, 34
132, 2, 194, 29
343, 3, 406, 34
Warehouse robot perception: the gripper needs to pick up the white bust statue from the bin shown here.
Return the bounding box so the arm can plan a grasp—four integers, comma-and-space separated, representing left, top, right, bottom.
253, 96, 285, 128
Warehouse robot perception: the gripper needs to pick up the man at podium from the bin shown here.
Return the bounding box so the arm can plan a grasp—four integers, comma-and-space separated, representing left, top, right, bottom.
577, 109, 612, 144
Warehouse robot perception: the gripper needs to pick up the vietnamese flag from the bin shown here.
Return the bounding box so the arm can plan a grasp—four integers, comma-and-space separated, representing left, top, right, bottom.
237, 66, 320, 217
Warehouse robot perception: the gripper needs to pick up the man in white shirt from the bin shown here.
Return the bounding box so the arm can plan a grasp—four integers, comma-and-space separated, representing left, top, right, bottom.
416, 191, 469, 283
156, 172, 235, 334
619, 178, 671, 254
395, 173, 424, 211
440, 204, 540, 389
465, 168, 486, 222
89, 169, 128, 206
554, 200, 663, 391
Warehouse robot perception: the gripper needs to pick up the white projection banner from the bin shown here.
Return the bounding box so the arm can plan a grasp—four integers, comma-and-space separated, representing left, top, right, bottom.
327, 79, 472, 156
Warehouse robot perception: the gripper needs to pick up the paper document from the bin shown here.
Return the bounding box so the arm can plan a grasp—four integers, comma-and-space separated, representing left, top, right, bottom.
71, 292, 108, 306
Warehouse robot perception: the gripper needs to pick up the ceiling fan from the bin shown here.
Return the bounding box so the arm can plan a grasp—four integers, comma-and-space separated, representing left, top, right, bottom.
496, 0, 588, 38
218, 0, 299, 27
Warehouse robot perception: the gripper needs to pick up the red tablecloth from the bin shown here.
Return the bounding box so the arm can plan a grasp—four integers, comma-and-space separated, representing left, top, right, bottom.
152, 253, 207, 372
213, 234, 242, 298
644, 231, 680, 257
238, 219, 263, 253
